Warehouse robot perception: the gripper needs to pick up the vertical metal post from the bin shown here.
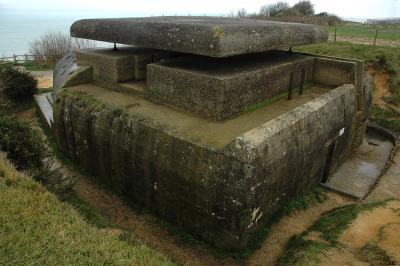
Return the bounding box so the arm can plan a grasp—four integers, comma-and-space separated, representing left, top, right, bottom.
334, 25, 337, 44
288, 72, 293, 100
373, 29, 378, 46
299, 68, 305, 95
13, 54, 17, 64
113, 42, 117, 51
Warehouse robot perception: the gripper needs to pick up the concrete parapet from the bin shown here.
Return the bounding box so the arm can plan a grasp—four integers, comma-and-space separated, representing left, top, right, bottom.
147, 51, 315, 120
76, 47, 169, 84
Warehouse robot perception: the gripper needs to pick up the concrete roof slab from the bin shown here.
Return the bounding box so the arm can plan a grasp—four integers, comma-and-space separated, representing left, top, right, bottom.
70, 16, 328, 57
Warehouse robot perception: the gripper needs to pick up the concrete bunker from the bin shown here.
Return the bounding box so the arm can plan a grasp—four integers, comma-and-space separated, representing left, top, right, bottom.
38, 16, 372, 251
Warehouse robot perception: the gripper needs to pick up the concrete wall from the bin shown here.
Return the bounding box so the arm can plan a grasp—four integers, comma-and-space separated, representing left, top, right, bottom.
76, 47, 169, 85
53, 83, 356, 251
147, 54, 315, 120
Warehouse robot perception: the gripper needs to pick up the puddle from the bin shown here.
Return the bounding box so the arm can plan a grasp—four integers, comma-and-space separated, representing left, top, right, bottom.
324, 131, 394, 198
357, 162, 379, 180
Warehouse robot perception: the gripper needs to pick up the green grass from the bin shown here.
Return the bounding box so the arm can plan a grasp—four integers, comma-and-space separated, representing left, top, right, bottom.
1, 61, 53, 71
295, 41, 400, 64
370, 105, 400, 133
0, 152, 176, 265
326, 23, 400, 40
306, 202, 384, 244
276, 235, 329, 266
16, 62, 53, 71
276, 201, 389, 266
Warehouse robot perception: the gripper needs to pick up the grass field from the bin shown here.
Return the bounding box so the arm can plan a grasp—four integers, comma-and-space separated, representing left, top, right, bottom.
326, 23, 400, 40
0, 152, 176, 266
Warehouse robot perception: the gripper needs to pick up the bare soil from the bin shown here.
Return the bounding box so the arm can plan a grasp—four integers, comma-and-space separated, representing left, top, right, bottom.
32, 70, 53, 89
246, 193, 349, 266
321, 200, 400, 265
367, 66, 390, 108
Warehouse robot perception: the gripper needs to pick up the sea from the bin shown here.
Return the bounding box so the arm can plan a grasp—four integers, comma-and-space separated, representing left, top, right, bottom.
0, 7, 152, 57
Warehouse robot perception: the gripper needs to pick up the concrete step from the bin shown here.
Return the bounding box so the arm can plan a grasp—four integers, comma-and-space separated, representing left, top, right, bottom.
323, 131, 394, 199
117, 80, 146, 96
34, 92, 54, 130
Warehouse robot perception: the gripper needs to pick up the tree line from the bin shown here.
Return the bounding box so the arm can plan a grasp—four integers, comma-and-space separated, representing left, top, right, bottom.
231, 1, 342, 26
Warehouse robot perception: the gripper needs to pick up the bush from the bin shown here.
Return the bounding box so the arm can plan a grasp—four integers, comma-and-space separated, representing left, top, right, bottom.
292, 1, 315, 16
0, 114, 50, 174
0, 66, 38, 101
260, 1, 290, 17
30, 32, 95, 64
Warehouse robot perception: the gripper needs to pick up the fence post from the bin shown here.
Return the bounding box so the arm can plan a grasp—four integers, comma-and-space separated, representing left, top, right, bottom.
373, 29, 378, 46
13, 54, 17, 64
334, 25, 337, 44
24, 54, 28, 63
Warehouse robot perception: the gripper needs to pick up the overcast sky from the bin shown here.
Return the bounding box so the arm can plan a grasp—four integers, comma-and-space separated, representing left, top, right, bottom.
1, 0, 399, 19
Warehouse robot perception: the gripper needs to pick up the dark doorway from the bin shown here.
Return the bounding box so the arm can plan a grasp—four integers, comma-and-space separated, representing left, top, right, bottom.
321, 141, 336, 183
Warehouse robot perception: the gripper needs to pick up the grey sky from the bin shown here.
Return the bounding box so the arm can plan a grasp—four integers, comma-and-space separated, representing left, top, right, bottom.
1, 0, 399, 19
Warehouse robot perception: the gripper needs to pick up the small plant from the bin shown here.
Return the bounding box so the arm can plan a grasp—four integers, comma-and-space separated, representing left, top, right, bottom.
0, 113, 50, 176
0, 66, 38, 101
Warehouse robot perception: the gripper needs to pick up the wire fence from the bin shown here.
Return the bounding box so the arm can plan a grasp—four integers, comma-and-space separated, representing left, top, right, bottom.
0, 54, 46, 64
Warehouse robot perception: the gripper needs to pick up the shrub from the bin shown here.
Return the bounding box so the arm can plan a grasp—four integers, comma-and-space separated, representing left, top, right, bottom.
30, 32, 95, 64
292, 1, 315, 16
1, 66, 38, 101
260, 2, 290, 17
0, 114, 50, 174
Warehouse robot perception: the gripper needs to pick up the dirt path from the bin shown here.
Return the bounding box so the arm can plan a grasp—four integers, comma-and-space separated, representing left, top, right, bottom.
329, 34, 400, 47
31, 70, 53, 89
320, 200, 400, 265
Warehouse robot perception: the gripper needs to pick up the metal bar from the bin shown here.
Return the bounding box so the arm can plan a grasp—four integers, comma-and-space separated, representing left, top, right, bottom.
288, 72, 293, 100
299, 68, 305, 95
